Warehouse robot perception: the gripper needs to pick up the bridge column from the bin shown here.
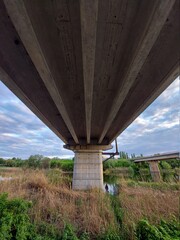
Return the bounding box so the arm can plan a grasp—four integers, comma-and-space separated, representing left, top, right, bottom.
64, 145, 112, 190
73, 150, 103, 190
148, 161, 161, 182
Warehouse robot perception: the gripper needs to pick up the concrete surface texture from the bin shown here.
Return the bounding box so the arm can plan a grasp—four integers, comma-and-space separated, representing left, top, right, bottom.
73, 150, 104, 190
0, 0, 179, 146
148, 161, 162, 182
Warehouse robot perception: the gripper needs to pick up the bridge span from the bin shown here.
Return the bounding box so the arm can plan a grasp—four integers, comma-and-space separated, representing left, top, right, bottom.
134, 152, 180, 181
0, 0, 179, 189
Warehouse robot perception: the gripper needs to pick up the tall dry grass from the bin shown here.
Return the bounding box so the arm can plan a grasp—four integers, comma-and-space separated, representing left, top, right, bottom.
115, 181, 180, 239
0, 168, 179, 239
119, 182, 180, 226
0, 167, 22, 177
0, 169, 117, 237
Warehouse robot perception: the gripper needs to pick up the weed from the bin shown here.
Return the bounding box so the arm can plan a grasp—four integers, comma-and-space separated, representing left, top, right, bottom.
136, 219, 180, 240
0, 193, 32, 240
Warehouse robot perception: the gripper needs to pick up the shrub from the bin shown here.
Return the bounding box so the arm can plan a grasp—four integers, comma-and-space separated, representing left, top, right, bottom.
103, 159, 133, 171
99, 230, 121, 240
0, 158, 5, 165
136, 219, 180, 240
139, 168, 151, 181
50, 159, 74, 171
27, 155, 44, 169
128, 166, 134, 178
40, 158, 50, 169
62, 223, 78, 240
159, 161, 171, 170
0, 193, 32, 240
136, 219, 163, 240
0, 194, 79, 240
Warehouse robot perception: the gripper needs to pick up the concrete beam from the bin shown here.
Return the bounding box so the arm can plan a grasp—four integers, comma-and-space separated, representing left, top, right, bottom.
134, 152, 180, 163
98, 0, 176, 143
0, 67, 67, 143
80, 0, 98, 143
111, 64, 179, 142
4, 0, 79, 144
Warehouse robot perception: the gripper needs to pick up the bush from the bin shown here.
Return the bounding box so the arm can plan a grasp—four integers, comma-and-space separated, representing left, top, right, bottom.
0, 193, 32, 240
159, 161, 175, 182
160, 161, 172, 170
50, 159, 74, 172
0, 158, 5, 165
99, 230, 121, 240
136, 219, 180, 240
0, 194, 78, 239
166, 159, 180, 169
128, 166, 134, 178
40, 158, 50, 169
62, 223, 78, 240
103, 159, 133, 171
4, 159, 16, 167
139, 168, 151, 181
27, 155, 44, 169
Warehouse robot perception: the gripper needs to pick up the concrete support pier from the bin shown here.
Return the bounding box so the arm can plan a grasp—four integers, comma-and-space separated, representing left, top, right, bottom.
149, 161, 161, 182
73, 150, 103, 190
64, 144, 112, 190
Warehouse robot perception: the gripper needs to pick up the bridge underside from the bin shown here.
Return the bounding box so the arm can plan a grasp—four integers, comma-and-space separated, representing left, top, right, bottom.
0, 0, 179, 189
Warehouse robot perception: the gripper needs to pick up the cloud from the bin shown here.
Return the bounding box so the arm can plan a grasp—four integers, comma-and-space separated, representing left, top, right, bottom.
117, 77, 180, 156
0, 80, 72, 159
0, 76, 179, 159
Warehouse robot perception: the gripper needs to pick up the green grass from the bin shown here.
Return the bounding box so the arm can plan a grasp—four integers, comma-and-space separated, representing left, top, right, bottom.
136, 219, 180, 240
126, 180, 180, 191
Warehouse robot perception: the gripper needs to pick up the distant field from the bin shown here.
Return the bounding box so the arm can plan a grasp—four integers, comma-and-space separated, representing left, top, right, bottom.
0, 167, 22, 177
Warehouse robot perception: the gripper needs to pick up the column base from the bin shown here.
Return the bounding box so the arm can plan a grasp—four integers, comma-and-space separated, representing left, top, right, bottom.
72, 150, 103, 190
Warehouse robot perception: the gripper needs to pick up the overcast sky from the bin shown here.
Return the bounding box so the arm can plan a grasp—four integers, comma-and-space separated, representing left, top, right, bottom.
0, 77, 179, 159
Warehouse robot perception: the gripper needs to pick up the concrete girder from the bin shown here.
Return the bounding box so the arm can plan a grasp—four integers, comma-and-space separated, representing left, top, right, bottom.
80, 0, 98, 144
110, 64, 179, 142
0, 0, 179, 148
4, 0, 79, 144
0, 67, 68, 143
98, 0, 176, 143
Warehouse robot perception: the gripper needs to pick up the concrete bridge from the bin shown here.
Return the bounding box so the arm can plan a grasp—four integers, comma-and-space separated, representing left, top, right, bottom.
134, 152, 180, 181
0, 0, 179, 189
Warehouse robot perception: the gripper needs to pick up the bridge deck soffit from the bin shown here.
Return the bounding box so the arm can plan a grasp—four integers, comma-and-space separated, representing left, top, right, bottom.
1, 0, 179, 146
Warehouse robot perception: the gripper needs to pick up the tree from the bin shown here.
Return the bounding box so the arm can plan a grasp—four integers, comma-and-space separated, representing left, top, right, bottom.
0, 158, 5, 165
131, 153, 136, 159
119, 151, 129, 159
27, 155, 44, 168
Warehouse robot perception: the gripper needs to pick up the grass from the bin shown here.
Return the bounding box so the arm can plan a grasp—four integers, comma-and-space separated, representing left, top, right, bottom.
0, 169, 118, 239
0, 168, 179, 239
117, 180, 180, 239
126, 179, 180, 191
0, 167, 22, 177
